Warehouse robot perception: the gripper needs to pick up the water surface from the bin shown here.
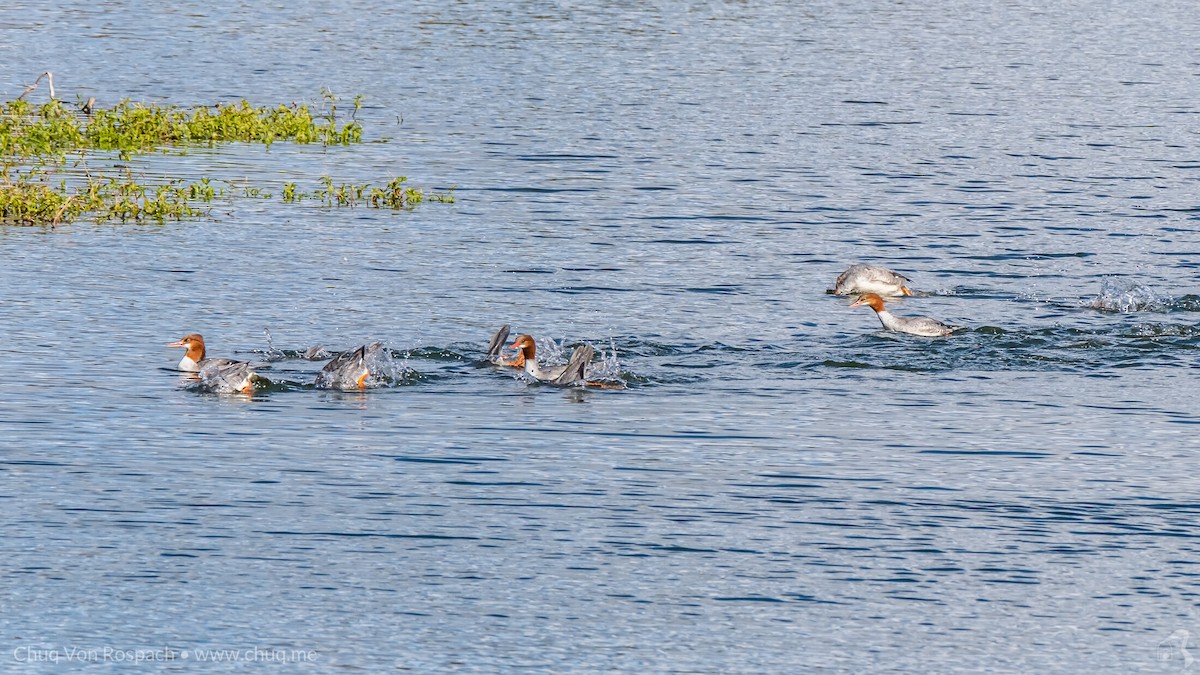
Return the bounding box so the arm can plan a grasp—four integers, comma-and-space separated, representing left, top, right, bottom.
3, 1, 1200, 671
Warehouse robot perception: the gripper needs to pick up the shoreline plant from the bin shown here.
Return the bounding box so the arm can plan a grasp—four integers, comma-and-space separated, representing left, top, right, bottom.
0, 78, 452, 225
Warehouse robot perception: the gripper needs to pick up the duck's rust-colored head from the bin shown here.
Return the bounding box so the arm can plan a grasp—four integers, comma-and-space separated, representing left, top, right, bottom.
509, 334, 538, 360
167, 333, 207, 362
848, 293, 886, 312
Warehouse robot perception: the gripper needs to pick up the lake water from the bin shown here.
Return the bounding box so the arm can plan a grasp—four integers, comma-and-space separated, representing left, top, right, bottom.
3, 1, 1200, 671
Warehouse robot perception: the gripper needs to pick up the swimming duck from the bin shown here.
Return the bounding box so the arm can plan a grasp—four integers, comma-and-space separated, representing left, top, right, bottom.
509, 334, 593, 386
315, 342, 384, 390
486, 324, 525, 367
167, 333, 262, 394
849, 293, 960, 337
831, 264, 913, 296
168, 333, 223, 372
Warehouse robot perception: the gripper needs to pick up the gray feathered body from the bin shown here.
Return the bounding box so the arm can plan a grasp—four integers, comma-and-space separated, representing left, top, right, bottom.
316, 342, 384, 390
525, 344, 594, 386
833, 264, 911, 296
198, 360, 261, 394
875, 309, 958, 337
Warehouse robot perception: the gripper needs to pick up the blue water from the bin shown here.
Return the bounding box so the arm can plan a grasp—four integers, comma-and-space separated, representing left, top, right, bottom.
4, 1, 1200, 671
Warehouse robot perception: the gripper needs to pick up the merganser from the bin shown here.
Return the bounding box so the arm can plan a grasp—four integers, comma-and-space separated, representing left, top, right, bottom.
486, 324, 525, 367
509, 334, 593, 386
167, 333, 262, 394
315, 342, 384, 390
831, 264, 913, 296
199, 361, 262, 395
849, 293, 961, 337
168, 333, 221, 372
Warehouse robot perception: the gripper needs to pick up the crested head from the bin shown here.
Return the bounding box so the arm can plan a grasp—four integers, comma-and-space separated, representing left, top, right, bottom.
849, 292, 886, 312
509, 334, 537, 359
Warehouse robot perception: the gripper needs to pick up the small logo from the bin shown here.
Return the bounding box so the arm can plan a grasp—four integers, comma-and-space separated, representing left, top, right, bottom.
1159, 629, 1194, 669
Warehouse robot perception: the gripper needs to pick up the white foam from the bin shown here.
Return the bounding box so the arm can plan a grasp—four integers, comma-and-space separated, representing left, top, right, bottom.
1088, 278, 1171, 313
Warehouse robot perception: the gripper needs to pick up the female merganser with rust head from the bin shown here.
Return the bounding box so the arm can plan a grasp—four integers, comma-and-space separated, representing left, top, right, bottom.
167, 333, 262, 394
486, 325, 525, 367
509, 334, 593, 386
169, 333, 222, 372
831, 264, 913, 296
315, 342, 384, 390
849, 293, 961, 337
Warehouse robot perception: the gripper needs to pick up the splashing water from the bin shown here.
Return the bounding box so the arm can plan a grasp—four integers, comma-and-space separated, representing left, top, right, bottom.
534, 336, 568, 366
373, 349, 422, 386
262, 327, 287, 361
314, 343, 422, 390
585, 338, 625, 383
1088, 278, 1172, 313
262, 327, 329, 361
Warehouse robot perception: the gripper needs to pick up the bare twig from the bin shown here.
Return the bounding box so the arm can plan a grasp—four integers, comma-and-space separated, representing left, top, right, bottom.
16, 71, 56, 101
51, 195, 76, 226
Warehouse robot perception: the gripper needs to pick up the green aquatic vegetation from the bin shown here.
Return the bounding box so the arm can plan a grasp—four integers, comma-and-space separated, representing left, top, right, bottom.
188, 178, 219, 201
0, 85, 450, 226
0, 181, 75, 224
305, 176, 455, 209
86, 98, 361, 155
0, 173, 215, 225
0, 100, 87, 158
0, 173, 454, 225
316, 175, 367, 206
1, 93, 362, 159
89, 178, 210, 222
